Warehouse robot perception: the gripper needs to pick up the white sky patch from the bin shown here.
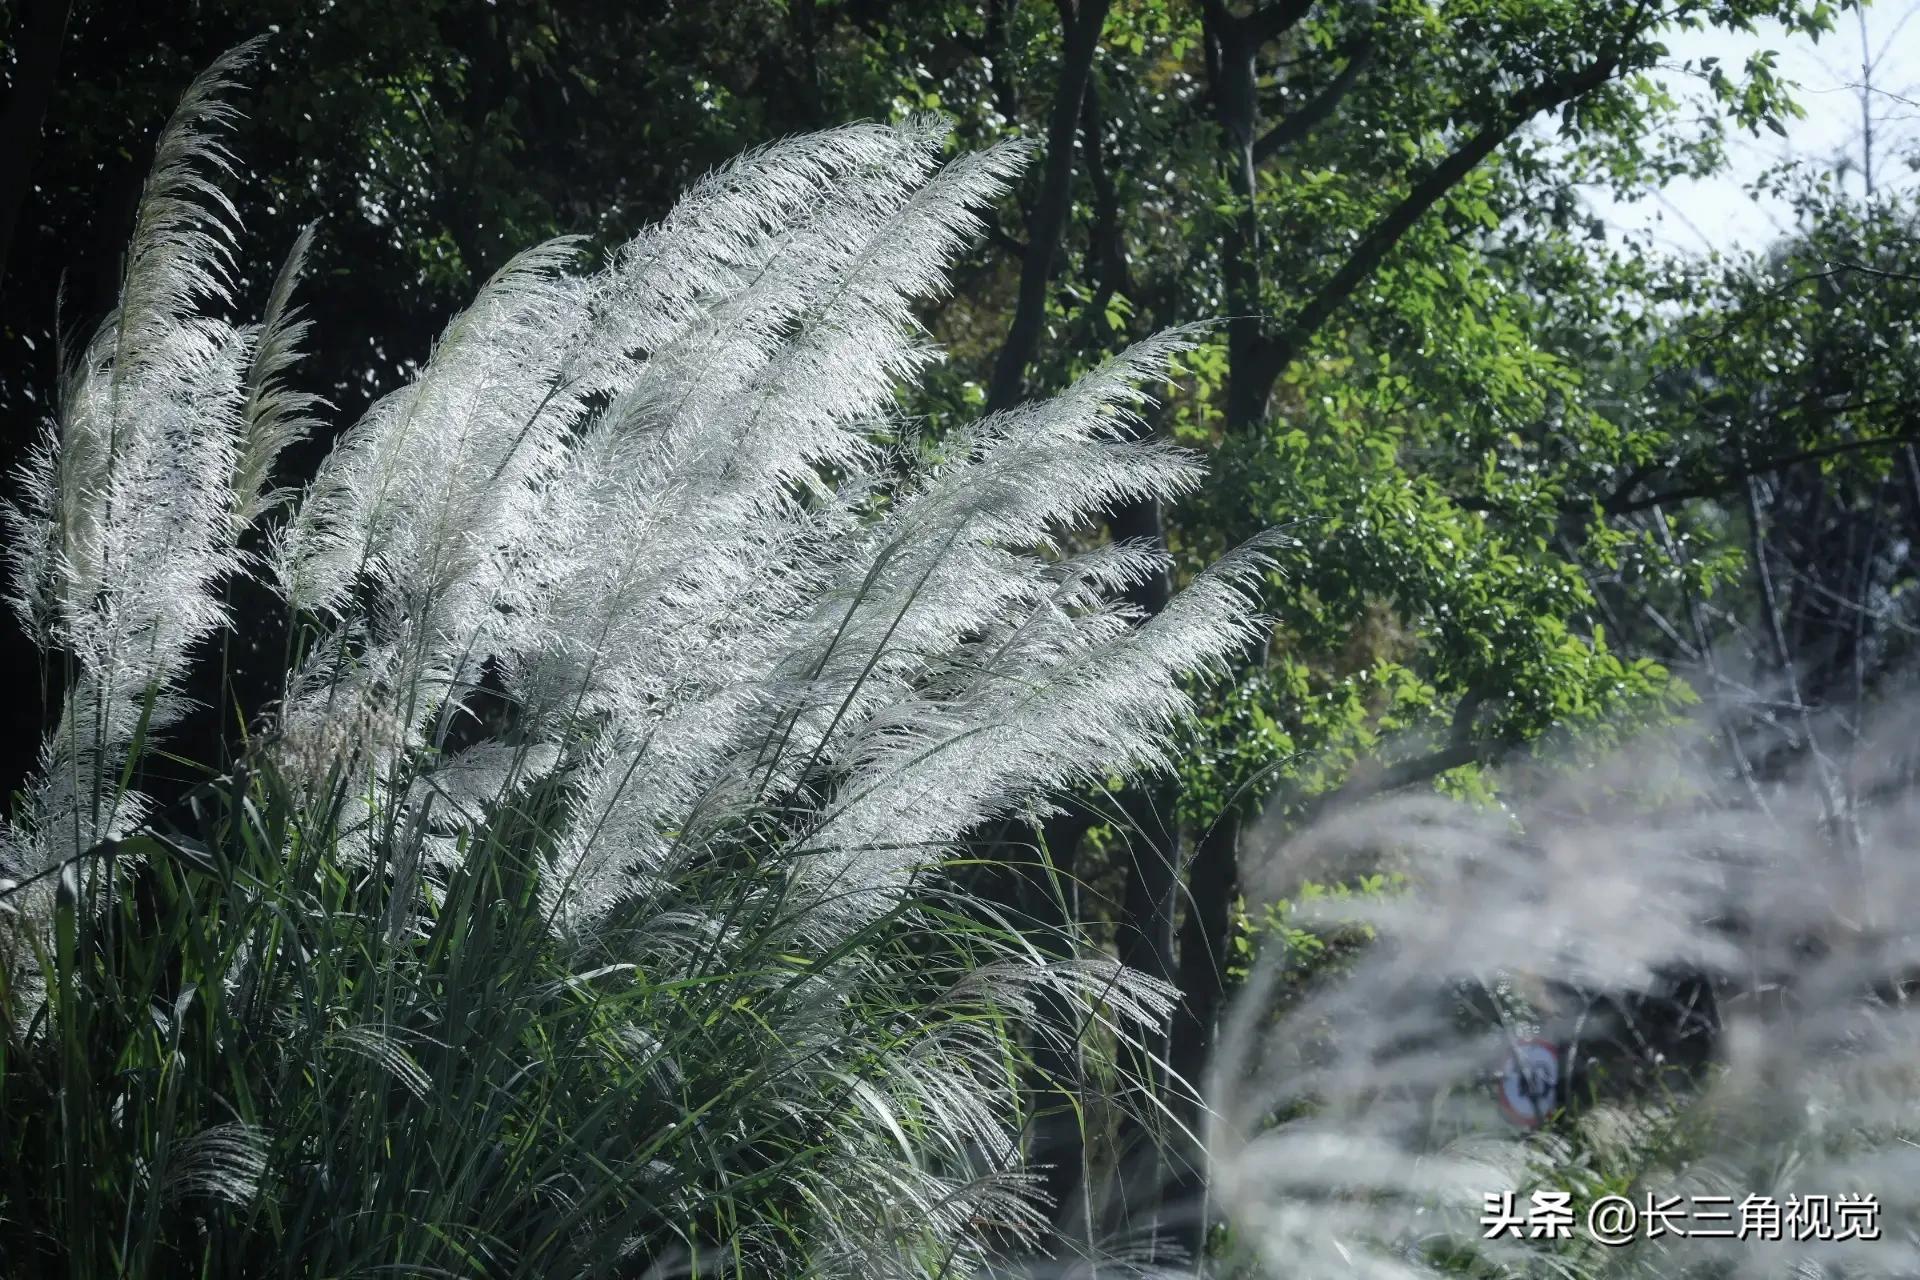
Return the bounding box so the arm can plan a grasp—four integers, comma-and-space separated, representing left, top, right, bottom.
1583, 3, 1920, 255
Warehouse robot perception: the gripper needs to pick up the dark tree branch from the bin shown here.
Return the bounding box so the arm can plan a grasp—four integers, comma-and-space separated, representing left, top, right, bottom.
1744, 476, 1829, 794
1080, 75, 1128, 294
1066, 73, 1133, 349
1827, 257, 1920, 284
1241, 0, 1319, 46
1252, 34, 1374, 163
1597, 457, 1664, 512
986, 0, 1113, 411
984, 220, 1030, 261
1452, 426, 1920, 520
1246, 44, 1634, 404
1290, 739, 1502, 835
1607, 432, 1920, 515
982, 0, 1022, 128
1200, 3, 1270, 430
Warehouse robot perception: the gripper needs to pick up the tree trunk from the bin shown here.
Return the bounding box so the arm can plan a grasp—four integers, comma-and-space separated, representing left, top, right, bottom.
985, 0, 1112, 412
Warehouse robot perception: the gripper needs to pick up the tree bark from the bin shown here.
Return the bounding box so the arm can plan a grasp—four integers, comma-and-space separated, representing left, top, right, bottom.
1025, 806, 1100, 1236
985, 0, 1112, 412
1251, 35, 1373, 164
1110, 488, 1178, 1011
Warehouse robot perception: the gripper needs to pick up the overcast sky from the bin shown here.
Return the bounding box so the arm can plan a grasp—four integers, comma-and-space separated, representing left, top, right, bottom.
1584, 2, 1920, 255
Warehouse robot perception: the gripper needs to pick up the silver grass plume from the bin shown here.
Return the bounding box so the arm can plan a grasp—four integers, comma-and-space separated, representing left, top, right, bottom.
1209, 701, 1920, 1278
264, 120, 1270, 944
0, 38, 307, 895
233, 221, 322, 527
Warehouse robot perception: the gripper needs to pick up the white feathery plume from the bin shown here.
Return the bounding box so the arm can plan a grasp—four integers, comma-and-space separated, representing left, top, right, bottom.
1, 39, 278, 886
233, 221, 323, 527
1210, 701, 1920, 1279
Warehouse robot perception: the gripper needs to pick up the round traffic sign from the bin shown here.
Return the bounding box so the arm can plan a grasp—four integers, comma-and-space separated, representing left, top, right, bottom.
1495, 1038, 1561, 1128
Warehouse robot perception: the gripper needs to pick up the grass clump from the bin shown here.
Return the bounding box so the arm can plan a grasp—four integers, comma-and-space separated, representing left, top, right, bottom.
0, 44, 1266, 1279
